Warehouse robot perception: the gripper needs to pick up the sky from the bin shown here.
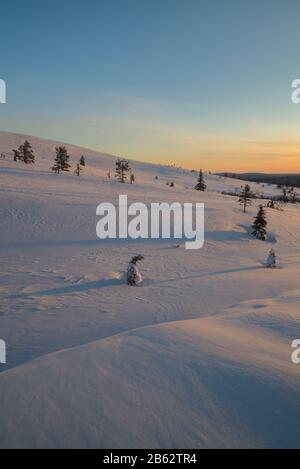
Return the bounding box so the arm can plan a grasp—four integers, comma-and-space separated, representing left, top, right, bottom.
1, 0, 300, 172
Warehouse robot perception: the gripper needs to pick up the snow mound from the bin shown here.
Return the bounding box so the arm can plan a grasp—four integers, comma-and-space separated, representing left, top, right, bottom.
0, 290, 300, 448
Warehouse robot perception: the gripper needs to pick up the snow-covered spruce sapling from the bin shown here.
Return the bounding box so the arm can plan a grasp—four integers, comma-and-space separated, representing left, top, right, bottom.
266, 248, 276, 268
195, 169, 206, 191
252, 205, 267, 240
126, 255, 144, 286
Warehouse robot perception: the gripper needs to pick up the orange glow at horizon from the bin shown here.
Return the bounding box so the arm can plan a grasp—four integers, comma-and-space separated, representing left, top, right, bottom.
125, 142, 300, 174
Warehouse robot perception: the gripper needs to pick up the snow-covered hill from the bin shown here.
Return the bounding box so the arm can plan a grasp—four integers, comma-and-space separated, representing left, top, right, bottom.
1, 131, 300, 448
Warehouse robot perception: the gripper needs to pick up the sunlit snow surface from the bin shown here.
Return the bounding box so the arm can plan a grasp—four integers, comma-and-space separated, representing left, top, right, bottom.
1, 131, 300, 448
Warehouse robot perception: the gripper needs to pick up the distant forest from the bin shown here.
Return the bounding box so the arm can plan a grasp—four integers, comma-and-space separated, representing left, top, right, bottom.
217, 172, 300, 188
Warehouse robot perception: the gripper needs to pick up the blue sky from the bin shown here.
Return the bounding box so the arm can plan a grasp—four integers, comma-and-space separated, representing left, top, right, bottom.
1, 0, 300, 171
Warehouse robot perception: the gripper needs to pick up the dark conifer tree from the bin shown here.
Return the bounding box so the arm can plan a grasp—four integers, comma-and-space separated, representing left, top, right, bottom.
115, 158, 131, 183
51, 146, 71, 173
51, 158, 61, 174
13, 140, 35, 163
238, 184, 253, 213
252, 205, 267, 240
21, 140, 35, 163
13, 149, 20, 162
195, 169, 206, 191
79, 156, 85, 166
75, 163, 82, 176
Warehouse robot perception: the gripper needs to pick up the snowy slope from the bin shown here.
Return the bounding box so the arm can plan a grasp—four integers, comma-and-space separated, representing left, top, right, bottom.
1, 291, 300, 448
1, 131, 300, 448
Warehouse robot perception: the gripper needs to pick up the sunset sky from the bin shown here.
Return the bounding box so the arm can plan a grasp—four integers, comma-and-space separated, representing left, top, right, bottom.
1, 0, 300, 172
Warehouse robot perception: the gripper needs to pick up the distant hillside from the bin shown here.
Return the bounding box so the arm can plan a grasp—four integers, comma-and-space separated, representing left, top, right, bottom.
217, 172, 300, 188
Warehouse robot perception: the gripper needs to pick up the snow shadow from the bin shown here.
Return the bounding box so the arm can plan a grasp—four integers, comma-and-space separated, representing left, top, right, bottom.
15, 277, 123, 298
239, 224, 277, 243
0, 236, 189, 250
205, 230, 251, 242
206, 226, 276, 244
146, 265, 260, 286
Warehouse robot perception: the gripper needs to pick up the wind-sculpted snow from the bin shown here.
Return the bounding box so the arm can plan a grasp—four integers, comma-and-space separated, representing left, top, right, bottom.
1, 292, 300, 448
1, 131, 300, 447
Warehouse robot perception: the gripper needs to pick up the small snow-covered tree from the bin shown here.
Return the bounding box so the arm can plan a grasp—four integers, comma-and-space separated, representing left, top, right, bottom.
195, 169, 206, 191
115, 158, 131, 183
126, 255, 144, 286
252, 205, 267, 240
266, 248, 276, 268
238, 184, 253, 213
